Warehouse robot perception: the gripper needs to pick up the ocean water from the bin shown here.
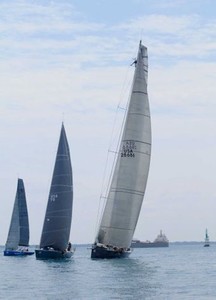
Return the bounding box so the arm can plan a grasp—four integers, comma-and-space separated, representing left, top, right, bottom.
0, 243, 215, 300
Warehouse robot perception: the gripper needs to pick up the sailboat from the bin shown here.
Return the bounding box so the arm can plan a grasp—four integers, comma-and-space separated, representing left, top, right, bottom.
4, 178, 34, 256
35, 123, 74, 259
91, 41, 151, 259
204, 228, 210, 247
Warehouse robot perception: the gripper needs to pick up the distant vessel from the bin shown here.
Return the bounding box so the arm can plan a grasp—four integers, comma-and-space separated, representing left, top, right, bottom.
4, 178, 34, 256
204, 229, 210, 247
91, 41, 151, 259
35, 123, 74, 259
131, 230, 169, 248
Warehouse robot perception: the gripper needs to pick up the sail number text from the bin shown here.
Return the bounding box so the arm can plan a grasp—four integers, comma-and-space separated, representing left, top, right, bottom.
50, 194, 58, 202
121, 141, 136, 158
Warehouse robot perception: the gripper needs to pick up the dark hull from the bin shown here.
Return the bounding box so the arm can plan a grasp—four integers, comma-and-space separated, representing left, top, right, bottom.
35, 249, 73, 260
91, 245, 131, 259
4, 250, 34, 256
131, 242, 169, 248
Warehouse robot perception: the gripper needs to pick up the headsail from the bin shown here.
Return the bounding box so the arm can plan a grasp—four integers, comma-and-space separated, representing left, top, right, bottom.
39, 123, 73, 251
5, 178, 30, 250
96, 41, 151, 249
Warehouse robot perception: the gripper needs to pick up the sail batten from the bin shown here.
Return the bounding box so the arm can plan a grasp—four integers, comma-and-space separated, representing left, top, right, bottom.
101, 226, 134, 231
95, 42, 151, 250
132, 91, 148, 94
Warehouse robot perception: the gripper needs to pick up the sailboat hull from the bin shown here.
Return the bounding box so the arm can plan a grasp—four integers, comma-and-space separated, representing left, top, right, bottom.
91, 245, 132, 259
35, 249, 74, 260
4, 250, 34, 256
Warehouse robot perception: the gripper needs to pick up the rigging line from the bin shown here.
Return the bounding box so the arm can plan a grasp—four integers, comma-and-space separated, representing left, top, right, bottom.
108, 150, 118, 154
102, 61, 134, 200
102, 75, 131, 200
94, 64, 132, 237
103, 83, 131, 203
110, 72, 132, 151
98, 65, 131, 187
118, 106, 126, 111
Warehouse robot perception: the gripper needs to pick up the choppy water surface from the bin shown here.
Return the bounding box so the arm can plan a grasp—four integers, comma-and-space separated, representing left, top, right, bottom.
0, 243, 216, 299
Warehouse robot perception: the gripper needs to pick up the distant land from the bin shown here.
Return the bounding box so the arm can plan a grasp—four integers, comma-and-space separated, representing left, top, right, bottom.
171, 241, 216, 245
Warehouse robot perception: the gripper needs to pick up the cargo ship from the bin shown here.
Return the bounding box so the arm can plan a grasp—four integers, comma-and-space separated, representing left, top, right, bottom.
131, 230, 169, 248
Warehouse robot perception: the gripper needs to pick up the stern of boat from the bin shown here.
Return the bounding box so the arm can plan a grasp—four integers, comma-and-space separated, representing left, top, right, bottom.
91, 244, 132, 259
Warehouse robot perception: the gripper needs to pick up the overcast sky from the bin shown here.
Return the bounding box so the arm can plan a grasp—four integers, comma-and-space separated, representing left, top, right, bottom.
1, 0, 216, 245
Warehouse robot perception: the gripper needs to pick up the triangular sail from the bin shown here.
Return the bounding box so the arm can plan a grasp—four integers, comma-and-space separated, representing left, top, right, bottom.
96, 42, 151, 249
205, 229, 209, 242
40, 124, 73, 251
5, 179, 29, 250
18, 179, 29, 246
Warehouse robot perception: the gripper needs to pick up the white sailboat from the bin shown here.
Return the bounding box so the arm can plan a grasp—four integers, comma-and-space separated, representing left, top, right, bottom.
91, 41, 151, 259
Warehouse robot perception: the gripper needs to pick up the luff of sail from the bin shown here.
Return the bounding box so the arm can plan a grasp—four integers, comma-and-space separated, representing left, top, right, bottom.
5, 178, 30, 250
96, 41, 151, 249
39, 123, 73, 252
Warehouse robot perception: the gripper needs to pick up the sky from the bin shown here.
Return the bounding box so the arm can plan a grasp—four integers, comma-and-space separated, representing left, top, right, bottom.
1, 0, 216, 245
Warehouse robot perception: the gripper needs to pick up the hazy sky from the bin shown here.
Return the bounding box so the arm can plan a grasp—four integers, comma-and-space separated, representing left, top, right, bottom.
1, 0, 216, 245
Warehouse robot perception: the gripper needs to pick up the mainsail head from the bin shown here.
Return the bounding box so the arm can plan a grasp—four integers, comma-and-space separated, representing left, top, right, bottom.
96, 41, 151, 249
40, 123, 73, 251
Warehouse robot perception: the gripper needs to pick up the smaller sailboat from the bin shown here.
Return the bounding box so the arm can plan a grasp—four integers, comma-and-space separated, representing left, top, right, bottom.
204, 228, 210, 247
35, 123, 74, 259
4, 178, 34, 256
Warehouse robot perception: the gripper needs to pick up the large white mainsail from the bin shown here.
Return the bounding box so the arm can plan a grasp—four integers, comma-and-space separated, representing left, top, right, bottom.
95, 41, 151, 252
